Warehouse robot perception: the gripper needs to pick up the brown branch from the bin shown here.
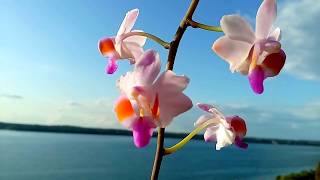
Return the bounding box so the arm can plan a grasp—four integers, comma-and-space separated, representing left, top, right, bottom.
150, 0, 200, 179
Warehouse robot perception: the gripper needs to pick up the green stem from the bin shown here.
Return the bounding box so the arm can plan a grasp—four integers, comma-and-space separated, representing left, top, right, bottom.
187, 19, 223, 32
122, 31, 170, 49
164, 119, 217, 155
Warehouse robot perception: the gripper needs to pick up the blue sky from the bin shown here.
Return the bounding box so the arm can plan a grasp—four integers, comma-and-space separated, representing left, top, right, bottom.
0, 0, 319, 140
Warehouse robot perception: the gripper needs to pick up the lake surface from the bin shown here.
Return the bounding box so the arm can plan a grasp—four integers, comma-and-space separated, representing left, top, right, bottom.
0, 130, 319, 180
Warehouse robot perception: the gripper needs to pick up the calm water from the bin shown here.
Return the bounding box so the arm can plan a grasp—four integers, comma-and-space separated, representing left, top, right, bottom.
0, 130, 319, 180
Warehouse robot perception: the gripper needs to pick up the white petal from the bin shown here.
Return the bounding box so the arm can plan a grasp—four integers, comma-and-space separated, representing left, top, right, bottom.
256, 0, 277, 39
117, 72, 137, 97
117, 9, 139, 36
220, 15, 255, 44
215, 125, 235, 150
268, 27, 281, 41
115, 37, 146, 60
212, 36, 252, 72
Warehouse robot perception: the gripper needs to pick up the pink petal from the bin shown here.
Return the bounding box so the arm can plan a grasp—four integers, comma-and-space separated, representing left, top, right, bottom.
261, 49, 286, 78
197, 103, 214, 113
153, 71, 193, 127
117, 9, 139, 36
212, 36, 252, 72
262, 40, 281, 54
132, 117, 156, 148
204, 127, 218, 142
203, 127, 218, 142
220, 15, 255, 44
248, 66, 265, 94
134, 50, 161, 85
256, 0, 277, 39
106, 57, 118, 74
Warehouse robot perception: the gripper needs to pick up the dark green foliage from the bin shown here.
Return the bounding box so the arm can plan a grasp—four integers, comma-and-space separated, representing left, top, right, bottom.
316, 162, 320, 180
276, 162, 320, 180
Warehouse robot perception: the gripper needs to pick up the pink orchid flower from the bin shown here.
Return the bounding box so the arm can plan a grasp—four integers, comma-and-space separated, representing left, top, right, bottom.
212, 0, 286, 94
98, 9, 146, 74
195, 103, 248, 150
114, 50, 193, 148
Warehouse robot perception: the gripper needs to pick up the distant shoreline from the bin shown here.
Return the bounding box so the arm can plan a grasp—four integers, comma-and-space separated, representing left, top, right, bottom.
1, 122, 320, 147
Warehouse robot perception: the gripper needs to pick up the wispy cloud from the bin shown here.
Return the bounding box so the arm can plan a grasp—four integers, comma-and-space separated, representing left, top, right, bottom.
0, 94, 23, 100
277, 0, 320, 80
169, 100, 320, 140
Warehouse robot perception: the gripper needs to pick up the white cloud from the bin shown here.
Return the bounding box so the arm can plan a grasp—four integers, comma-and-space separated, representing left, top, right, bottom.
0, 98, 118, 129
276, 0, 320, 80
0, 93, 23, 100
288, 101, 320, 120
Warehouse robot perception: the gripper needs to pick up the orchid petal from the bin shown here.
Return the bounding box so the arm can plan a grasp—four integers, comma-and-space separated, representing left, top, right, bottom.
98, 37, 118, 57
117, 9, 139, 36
220, 15, 255, 44
263, 40, 281, 54
124, 42, 145, 61
124, 30, 147, 47
117, 72, 136, 97
106, 58, 118, 74
194, 114, 214, 127
226, 116, 247, 138
132, 117, 156, 148
197, 103, 215, 113
212, 36, 252, 72
134, 50, 161, 85
261, 49, 286, 78
235, 136, 248, 149
114, 40, 145, 61
114, 96, 137, 128
268, 27, 281, 41
204, 127, 218, 142
248, 66, 265, 94
215, 125, 235, 150
154, 71, 193, 127
237, 58, 251, 75
256, 0, 277, 39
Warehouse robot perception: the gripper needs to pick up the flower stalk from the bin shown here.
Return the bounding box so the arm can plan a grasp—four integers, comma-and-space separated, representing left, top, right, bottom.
164, 119, 218, 155
122, 31, 170, 49
187, 19, 223, 32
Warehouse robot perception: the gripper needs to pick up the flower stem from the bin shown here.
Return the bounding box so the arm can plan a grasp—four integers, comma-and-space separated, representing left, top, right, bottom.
164, 119, 217, 155
187, 19, 223, 32
150, 0, 200, 179
122, 31, 170, 49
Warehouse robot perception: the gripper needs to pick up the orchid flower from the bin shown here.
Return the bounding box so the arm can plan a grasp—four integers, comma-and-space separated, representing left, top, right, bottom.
114, 50, 193, 148
212, 0, 286, 94
195, 103, 248, 150
98, 9, 146, 74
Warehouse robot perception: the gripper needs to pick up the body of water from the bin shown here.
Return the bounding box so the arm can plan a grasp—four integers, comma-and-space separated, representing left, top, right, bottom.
0, 130, 319, 180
